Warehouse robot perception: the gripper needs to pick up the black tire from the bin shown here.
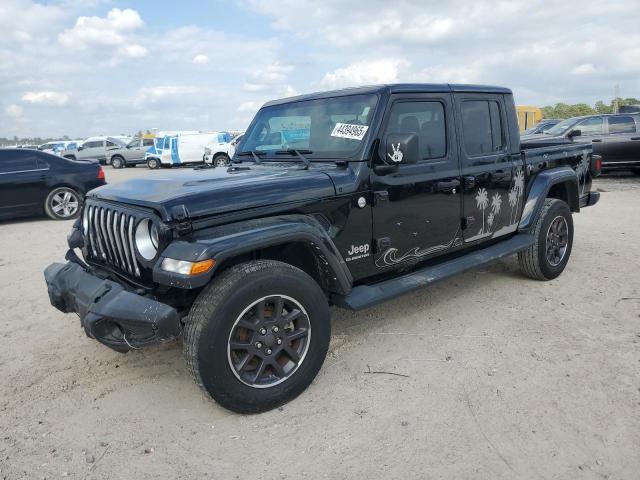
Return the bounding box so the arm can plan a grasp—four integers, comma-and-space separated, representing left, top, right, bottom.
44, 187, 82, 220
147, 157, 159, 169
111, 156, 125, 169
213, 153, 230, 167
632, 168, 640, 176
518, 198, 573, 280
184, 260, 330, 414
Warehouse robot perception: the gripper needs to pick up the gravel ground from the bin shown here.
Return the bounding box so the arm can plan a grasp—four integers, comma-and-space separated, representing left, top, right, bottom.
1, 167, 639, 480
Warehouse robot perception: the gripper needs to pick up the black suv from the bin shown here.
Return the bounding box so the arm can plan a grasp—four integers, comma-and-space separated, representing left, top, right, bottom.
45, 84, 600, 413
522, 113, 640, 173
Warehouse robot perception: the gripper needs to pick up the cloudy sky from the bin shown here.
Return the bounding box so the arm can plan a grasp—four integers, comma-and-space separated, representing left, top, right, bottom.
1, 0, 639, 138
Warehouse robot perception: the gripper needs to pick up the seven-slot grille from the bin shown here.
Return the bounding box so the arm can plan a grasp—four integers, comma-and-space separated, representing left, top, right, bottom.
84, 203, 142, 277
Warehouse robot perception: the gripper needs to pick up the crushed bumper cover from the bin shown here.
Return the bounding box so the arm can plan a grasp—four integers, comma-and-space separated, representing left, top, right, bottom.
44, 262, 181, 353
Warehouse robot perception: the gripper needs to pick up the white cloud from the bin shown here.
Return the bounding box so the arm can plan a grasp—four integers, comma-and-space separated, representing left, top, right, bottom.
244, 62, 294, 91
118, 44, 148, 58
321, 59, 410, 89
5, 104, 23, 116
58, 8, 145, 54
21, 91, 69, 106
570, 63, 597, 76
193, 54, 209, 65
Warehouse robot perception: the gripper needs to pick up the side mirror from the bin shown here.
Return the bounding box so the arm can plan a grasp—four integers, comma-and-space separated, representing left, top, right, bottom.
384, 133, 419, 165
77, 146, 84, 151
567, 129, 582, 139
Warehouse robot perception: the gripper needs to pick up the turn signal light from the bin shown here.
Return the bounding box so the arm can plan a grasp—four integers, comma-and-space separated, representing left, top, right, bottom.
161, 257, 215, 276
190, 259, 215, 275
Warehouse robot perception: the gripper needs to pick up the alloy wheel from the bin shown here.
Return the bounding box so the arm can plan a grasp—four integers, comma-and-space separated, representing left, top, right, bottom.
227, 295, 311, 388
51, 190, 80, 218
545, 215, 568, 266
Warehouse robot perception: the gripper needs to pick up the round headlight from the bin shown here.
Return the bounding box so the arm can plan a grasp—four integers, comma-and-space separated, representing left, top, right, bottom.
135, 218, 158, 261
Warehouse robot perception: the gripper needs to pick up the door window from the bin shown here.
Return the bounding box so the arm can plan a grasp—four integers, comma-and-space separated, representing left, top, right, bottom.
142, 138, 154, 147
608, 116, 636, 134
385, 101, 447, 160
83, 141, 103, 149
461, 100, 505, 156
575, 117, 603, 135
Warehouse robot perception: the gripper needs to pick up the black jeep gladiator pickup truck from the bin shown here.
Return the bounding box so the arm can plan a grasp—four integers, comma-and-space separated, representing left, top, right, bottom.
44, 84, 601, 413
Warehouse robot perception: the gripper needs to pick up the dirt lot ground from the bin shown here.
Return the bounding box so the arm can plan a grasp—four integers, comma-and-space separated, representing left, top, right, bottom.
1, 167, 639, 479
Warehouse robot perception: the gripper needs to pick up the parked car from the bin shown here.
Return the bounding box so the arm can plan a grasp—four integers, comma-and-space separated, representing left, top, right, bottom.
146, 132, 224, 169
0, 149, 105, 220
38, 140, 83, 156
523, 119, 560, 135
62, 136, 129, 165
521, 113, 640, 173
106, 136, 155, 169
44, 83, 600, 414
202, 132, 234, 167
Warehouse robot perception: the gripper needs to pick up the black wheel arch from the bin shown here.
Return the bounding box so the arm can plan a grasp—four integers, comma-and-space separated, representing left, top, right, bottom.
153, 214, 353, 295
518, 167, 579, 233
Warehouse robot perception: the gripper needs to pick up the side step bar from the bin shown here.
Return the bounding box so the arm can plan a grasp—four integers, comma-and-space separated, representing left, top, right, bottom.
335, 233, 534, 311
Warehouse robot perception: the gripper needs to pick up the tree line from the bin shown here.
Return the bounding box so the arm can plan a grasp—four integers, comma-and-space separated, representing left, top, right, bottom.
542, 97, 640, 119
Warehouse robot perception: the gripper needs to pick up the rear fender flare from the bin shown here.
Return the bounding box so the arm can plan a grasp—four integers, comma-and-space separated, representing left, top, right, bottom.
518, 167, 579, 232
153, 214, 353, 293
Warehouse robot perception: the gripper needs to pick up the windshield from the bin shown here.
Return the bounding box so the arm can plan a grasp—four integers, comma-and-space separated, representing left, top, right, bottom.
544, 118, 579, 136
241, 94, 378, 160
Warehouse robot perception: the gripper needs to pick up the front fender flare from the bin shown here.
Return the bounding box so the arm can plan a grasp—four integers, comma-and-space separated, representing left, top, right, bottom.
153, 214, 353, 293
518, 167, 579, 232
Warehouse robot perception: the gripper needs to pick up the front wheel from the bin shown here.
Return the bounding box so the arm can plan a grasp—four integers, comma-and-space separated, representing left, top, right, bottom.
44, 187, 82, 220
147, 157, 159, 169
110, 156, 125, 169
183, 260, 330, 413
213, 154, 230, 167
518, 198, 573, 280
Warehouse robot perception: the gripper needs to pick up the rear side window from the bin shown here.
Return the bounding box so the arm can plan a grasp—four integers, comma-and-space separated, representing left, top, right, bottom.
608, 116, 636, 134
142, 138, 154, 146
84, 141, 103, 148
461, 100, 505, 155
385, 100, 447, 160
0, 151, 39, 173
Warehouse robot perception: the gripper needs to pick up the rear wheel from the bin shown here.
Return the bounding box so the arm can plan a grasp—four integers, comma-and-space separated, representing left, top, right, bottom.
111, 156, 125, 169
184, 260, 330, 413
44, 187, 82, 220
147, 157, 159, 169
518, 198, 573, 280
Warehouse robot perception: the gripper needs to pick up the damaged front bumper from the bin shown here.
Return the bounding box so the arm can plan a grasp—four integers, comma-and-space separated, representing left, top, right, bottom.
44, 261, 182, 353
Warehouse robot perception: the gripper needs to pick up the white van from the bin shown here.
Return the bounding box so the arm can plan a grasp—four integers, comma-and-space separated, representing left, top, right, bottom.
146, 132, 229, 169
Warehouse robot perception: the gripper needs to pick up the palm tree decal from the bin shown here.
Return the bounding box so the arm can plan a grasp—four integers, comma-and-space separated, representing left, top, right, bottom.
575, 151, 590, 195
475, 187, 489, 234
509, 168, 525, 224
490, 192, 502, 232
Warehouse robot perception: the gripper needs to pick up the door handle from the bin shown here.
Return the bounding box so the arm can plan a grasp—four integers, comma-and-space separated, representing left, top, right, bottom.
592, 139, 602, 143
437, 179, 460, 192
631, 137, 640, 141
463, 176, 476, 189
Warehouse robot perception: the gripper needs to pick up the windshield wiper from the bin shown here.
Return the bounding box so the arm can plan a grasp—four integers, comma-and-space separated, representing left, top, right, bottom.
236, 150, 265, 164
274, 149, 312, 169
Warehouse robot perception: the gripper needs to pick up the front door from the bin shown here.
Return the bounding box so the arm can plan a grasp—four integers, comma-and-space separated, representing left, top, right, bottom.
455, 94, 522, 243
371, 93, 462, 270
0, 150, 46, 218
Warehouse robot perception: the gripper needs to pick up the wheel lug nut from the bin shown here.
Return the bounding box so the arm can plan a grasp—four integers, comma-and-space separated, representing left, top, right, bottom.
272, 326, 279, 333
276, 338, 282, 345
266, 349, 272, 355
255, 342, 262, 349
260, 328, 267, 335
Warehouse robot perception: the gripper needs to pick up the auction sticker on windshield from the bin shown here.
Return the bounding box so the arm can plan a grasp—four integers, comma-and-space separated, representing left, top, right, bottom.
331, 123, 369, 140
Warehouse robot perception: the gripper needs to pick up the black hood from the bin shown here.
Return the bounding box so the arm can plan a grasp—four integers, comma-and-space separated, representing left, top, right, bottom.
89, 164, 336, 221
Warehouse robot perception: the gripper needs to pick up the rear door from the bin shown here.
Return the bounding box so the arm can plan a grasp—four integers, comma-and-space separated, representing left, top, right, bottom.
0, 150, 47, 217
456, 94, 522, 243
371, 92, 463, 269
603, 115, 639, 162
